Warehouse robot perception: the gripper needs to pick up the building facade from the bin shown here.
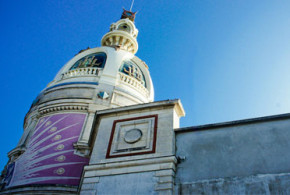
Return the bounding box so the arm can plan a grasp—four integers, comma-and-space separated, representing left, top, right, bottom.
1, 10, 289, 195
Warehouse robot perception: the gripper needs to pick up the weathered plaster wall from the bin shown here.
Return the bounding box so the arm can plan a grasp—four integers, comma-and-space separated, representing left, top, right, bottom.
178, 173, 290, 194
175, 115, 290, 194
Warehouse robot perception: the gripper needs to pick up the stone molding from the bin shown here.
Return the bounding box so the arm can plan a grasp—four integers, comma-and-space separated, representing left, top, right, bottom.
38, 104, 88, 115
83, 156, 177, 176
155, 169, 176, 194
73, 142, 91, 157
106, 115, 158, 158
79, 177, 99, 195
97, 99, 185, 117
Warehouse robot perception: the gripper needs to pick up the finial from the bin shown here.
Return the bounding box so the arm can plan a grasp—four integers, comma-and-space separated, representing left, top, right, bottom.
121, 8, 136, 22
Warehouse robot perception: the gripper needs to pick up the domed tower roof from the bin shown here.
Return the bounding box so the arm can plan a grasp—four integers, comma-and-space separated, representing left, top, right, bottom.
2, 9, 155, 192
31, 9, 154, 115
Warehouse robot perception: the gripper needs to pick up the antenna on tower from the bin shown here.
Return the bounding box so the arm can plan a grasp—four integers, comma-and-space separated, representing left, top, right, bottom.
130, 0, 135, 11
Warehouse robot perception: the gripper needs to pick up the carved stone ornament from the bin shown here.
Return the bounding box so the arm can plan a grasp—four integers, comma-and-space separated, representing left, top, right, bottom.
106, 115, 158, 158
124, 128, 143, 143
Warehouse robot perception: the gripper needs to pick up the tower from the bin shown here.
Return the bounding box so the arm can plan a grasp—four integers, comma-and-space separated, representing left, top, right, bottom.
1, 9, 180, 194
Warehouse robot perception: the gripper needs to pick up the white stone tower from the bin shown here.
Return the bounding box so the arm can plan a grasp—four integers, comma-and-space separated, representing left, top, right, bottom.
0, 9, 158, 194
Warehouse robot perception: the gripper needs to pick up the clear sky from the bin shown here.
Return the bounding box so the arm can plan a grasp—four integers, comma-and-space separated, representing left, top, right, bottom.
1, 0, 290, 168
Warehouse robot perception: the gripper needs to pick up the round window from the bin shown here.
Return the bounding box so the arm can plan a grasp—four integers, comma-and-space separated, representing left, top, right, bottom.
117, 24, 131, 33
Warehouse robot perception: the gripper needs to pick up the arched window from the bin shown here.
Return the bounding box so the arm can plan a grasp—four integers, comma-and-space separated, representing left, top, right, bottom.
119, 60, 146, 87
117, 23, 131, 33
70, 52, 107, 70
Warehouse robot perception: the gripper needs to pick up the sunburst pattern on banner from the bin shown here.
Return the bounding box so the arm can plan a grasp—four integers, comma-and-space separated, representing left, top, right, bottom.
7, 113, 89, 187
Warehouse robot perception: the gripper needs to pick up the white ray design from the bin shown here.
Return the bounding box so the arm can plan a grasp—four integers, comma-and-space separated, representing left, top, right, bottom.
30, 115, 68, 145
29, 122, 79, 150
17, 136, 78, 166
8, 113, 88, 188
31, 116, 52, 137
34, 136, 78, 153
25, 150, 73, 167
12, 162, 86, 179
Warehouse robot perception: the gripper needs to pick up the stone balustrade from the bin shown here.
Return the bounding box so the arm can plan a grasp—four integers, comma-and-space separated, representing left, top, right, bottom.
62, 68, 101, 80
119, 73, 149, 97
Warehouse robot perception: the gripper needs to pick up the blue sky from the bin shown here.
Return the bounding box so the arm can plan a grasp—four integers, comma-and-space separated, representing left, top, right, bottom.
1, 0, 290, 168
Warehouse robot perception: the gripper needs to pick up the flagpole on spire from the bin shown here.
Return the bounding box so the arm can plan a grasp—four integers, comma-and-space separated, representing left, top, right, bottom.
130, 0, 135, 11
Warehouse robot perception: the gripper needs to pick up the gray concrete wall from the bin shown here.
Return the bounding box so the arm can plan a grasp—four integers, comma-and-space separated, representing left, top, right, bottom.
175, 116, 290, 184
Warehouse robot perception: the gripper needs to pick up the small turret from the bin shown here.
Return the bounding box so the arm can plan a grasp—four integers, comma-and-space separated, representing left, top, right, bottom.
101, 9, 138, 54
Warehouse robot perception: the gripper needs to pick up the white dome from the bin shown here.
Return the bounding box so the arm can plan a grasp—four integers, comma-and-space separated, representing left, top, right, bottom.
25, 16, 154, 121
4, 10, 156, 194
44, 46, 154, 109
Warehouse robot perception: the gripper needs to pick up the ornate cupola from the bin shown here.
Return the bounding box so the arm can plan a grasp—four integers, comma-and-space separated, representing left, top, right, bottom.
101, 9, 138, 54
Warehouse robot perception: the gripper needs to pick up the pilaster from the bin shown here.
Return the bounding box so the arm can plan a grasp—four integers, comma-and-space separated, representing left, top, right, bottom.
74, 104, 98, 157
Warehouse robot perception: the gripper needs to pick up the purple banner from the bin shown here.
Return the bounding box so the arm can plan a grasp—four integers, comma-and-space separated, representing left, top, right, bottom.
7, 113, 89, 187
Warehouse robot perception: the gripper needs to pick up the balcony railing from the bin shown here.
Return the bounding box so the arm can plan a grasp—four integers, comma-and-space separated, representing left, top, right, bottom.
61, 68, 101, 80
119, 73, 149, 97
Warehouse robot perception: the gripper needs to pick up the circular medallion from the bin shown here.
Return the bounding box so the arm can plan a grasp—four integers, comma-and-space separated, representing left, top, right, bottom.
45, 121, 52, 126
54, 168, 65, 175
52, 135, 62, 141
49, 127, 57, 133
124, 129, 142, 144
55, 144, 64, 150
55, 155, 66, 162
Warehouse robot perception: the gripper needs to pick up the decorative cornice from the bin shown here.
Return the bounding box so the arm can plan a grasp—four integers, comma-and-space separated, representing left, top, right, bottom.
84, 156, 177, 172
45, 82, 99, 91
73, 142, 91, 157
39, 105, 88, 115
